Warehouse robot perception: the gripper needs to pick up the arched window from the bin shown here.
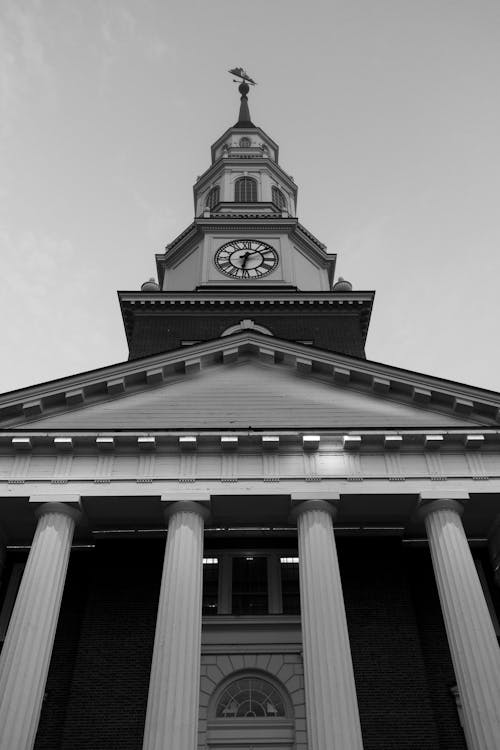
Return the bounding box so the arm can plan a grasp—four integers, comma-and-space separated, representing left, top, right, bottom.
235, 176, 257, 202
221, 320, 273, 337
272, 186, 287, 211
206, 186, 220, 210
239, 136, 251, 147
216, 675, 287, 718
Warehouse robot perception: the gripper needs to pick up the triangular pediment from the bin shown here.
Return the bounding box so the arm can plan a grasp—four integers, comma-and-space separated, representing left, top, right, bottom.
14, 357, 489, 431
1, 332, 498, 431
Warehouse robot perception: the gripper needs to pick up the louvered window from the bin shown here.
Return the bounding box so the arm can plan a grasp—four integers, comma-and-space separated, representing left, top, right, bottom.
235, 176, 257, 202
272, 186, 287, 210
206, 186, 220, 210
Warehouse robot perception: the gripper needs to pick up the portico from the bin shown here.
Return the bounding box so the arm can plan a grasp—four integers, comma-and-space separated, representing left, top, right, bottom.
0, 449, 500, 749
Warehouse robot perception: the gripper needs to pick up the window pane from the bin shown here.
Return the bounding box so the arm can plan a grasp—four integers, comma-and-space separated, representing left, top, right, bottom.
232, 556, 268, 615
216, 676, 286, 717
272, 186, 286, 210
280, 558, 300, 614
207, 186, 220, 209
202, 558, 219, 615
235, 177, 257, 202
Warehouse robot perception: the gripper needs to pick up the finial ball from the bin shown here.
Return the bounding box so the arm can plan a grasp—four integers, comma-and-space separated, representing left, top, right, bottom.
332, 277, 353, 292
238, 82, 249, 97
141, 278, 160, 292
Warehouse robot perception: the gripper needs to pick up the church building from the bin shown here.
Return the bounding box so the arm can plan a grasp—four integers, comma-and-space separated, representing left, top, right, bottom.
0, 77, 499, 750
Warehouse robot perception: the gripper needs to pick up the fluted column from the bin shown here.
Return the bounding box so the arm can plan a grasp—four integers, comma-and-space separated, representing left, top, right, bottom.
292, 497, 364, 750
419, 497, 500, 750
0, 500, 81, 750
142, 501, 209, 750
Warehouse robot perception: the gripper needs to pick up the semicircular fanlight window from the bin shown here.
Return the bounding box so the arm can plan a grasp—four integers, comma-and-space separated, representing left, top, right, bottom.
216, 676, 286, 718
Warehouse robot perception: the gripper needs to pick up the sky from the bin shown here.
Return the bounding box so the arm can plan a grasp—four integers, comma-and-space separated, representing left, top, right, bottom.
1, 0, 500, 394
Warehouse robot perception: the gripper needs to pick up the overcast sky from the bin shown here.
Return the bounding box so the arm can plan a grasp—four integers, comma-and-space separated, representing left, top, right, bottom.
1, 0, 500, 394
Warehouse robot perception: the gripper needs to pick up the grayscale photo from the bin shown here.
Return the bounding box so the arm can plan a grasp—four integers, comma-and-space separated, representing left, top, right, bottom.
0, 2, 499, 749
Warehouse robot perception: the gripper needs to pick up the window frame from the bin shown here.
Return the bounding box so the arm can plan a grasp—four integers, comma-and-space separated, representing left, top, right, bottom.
271, 186, 287, 211
206, 185, 220, 210
234, 176, 258, 203
202, 548, 300, 617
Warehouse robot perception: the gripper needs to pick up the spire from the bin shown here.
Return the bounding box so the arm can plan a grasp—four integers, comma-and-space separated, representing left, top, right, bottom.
234, 82, 255, 129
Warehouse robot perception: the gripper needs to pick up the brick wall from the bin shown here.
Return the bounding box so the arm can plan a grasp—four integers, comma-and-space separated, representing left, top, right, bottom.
127, 311, 366, 359
34, 540, 163, 750
340, 538, 460, 750
33, 552, 89, 750
28, 538, 477, 749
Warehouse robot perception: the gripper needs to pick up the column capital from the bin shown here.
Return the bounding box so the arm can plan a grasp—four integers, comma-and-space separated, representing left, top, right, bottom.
162, 498, 211, 524
290, 493, 340, 523
29, 495, 82, 524
416, 491, 469, 522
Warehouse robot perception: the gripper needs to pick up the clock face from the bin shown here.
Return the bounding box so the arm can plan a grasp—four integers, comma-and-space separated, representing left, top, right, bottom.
215, 240, 279, 279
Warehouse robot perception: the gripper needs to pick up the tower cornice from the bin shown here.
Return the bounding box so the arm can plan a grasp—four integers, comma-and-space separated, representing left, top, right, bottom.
118, 290, 373, 352
155, 217, 333, 290
163, 217, 327, 256
210, 126, 279, 164
194, 157, 297, 202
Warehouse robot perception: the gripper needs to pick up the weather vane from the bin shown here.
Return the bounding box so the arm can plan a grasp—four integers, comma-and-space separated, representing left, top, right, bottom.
228, 67, 257, 86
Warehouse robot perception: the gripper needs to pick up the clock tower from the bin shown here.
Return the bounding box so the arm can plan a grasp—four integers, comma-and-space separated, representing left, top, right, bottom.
119, 81, 374, 360
1, 71, 500, 750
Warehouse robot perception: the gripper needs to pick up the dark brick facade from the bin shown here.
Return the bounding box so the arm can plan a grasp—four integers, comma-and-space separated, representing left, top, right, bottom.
127, 310, 367, 360
340, 539, 467, 750
21, 537, 489, 749
34, 541, 162, 750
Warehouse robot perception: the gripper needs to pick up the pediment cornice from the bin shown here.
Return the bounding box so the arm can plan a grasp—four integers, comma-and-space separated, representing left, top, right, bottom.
0, 332, 499, 430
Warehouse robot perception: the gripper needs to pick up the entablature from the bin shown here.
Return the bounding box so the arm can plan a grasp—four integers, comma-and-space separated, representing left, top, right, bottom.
1, 478, 500, 543
118, 291, 374, 347
3, 426, 500, 451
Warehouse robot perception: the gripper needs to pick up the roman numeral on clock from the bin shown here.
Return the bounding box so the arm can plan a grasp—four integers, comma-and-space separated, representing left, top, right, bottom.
215, 240, 278, 279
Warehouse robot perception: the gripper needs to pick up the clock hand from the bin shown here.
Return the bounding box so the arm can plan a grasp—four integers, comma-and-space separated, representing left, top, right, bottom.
240, 251, 252, 269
